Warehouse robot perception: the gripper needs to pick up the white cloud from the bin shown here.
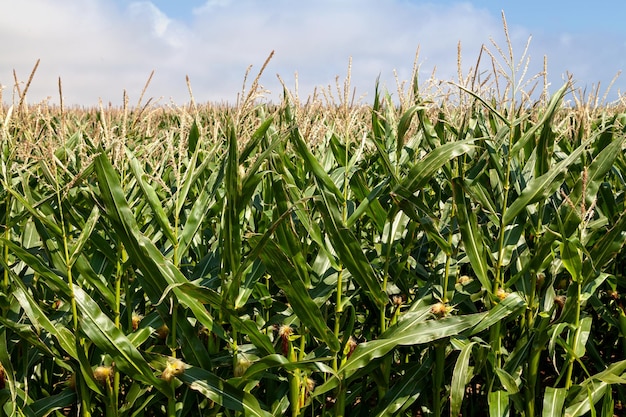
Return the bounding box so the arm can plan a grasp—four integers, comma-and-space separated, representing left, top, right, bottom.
0, 0, 624, 106
127, 1, 189, 48
193, 0, 232, 15
127, 2, 170, 38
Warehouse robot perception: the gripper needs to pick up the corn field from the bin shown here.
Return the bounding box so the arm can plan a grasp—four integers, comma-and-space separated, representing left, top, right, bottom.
2, 44, 626, 417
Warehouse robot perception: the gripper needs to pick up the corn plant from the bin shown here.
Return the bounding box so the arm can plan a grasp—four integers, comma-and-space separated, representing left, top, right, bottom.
1, 38, 626, 417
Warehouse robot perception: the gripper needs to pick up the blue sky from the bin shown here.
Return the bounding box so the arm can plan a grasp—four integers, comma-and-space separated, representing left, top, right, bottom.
1, 0, 625, 106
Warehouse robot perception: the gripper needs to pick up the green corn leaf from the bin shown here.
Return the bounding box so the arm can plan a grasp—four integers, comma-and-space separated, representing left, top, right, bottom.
596, 373, 626, 384
236, 354, 334, 384
542, 387, 567, 417
564, 359, 626, 416
372, 359, 433, 417
179, 365, 273, 417
503, 135, 591, 226
465, 180, 500, 224
471, 292, 526, 335
534, 111, 557, 179
395, 139, 476, 197
380, 306, 433, 339
346, 172, 387, 231
560, 237, 583, 283
94, 152, 227, 345
0, 316, 57, 359
288, 194, 340, 271
178, 159, 224, 266
0, 328, 18, 416
73, 287, 172, 395
175, 146, 201, 217
271, 176, 310, 286
451, 83, 509, 126
5, 182, 62, 237
269, 146, 338, 269
240, 116, 274, 162
160, 281, 275, 356
254, 238, 340, 353
315, 312, 487, 395
416, 107, 442, 148
450, 341, 476, 417
329, 133, 348, 167
495, 368, 525, 413
94, 152, 170, 296
232, 204, 320, 302
75, 336, 107, 396
1, 239, 70, 297
68, 204, 99, 267
452, 177, 492, 292
176, 180, 216, 266
601, 385, 614, 417
224, 117, 242, 300
488, 390, 510, 417
396, 105, 422, 157
29, 213, 115, 307
573, 316, 593, 358
370, 125, 400, 183
69, 232, 117, 308
174, 312, 215, 370
564, 382, 604, 417
29, 389, 77, 417
188, 119, 200, 155
597, 182, 618, 223
513, 81, 570, 156
370, 84, 399, 182
12, 284, 78, 360
316, 190, 388, 307
498, 224, 525, 269
495, 368, 519, 395
587, 211, 626, 272
289, 123, 344, 202
126, 147, 177, 245
240, 131, 283, 205
389, 192, 453, 255
566, 128, 624, 227
231, 318, 275, 357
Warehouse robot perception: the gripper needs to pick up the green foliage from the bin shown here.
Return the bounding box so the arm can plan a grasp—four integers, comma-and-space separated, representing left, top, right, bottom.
1, 52, 626, 417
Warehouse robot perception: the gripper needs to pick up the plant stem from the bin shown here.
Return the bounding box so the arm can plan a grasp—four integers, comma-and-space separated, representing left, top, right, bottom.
2, 194, 10, 292
79, 375, 92, 417
433, 342, 446, 417
442, 201, 456, 304
380, 215, 396, 334
335, 381, 346, 417
565, 281, 582, 390
166, 297, 179, 417
167, 390, 176, 417
333, 266, 347, 416
286, 333, 301, 417
298, 331, 307, 411
169, 299, 178, 358
490, 121, 515, 372
105, 378, 118, 417
333, 268, 344, 372
113, 245, 127, 414
59, 194, 79, 332
525, 309, 553, 417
